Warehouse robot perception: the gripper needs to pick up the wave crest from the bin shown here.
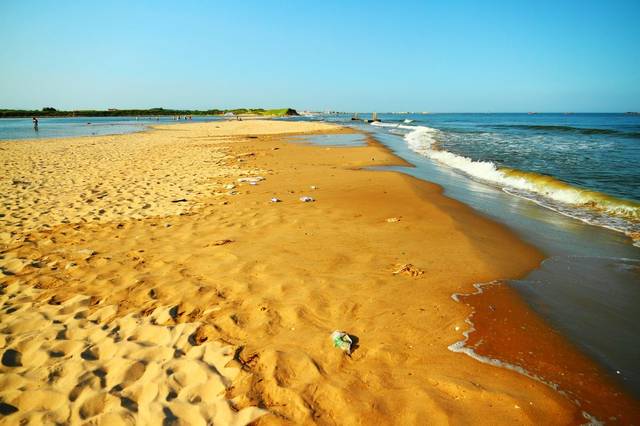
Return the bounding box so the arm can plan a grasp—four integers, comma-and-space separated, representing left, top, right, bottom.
373, 122, 640, 244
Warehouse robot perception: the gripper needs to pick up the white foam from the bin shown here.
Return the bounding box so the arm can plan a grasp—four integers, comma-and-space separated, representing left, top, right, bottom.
379, 123, 639, 239
449, 281, 602, 425
401, 125, 589, 203
448, 282, 559, 390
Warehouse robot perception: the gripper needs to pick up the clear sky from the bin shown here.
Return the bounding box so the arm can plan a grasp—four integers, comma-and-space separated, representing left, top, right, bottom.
1, 0, 639, 112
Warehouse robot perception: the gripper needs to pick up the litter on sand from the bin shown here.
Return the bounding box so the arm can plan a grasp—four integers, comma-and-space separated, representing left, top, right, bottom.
386, 217, 401, 223
270, 198, 282, 203
331, 331, 353, 354
393, 263, 424, 277
300, 196, 315, 202
238, 176, 265, 184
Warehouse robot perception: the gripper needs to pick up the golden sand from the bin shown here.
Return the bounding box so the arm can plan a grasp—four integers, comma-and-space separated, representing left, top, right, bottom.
0, 119, 621, 424
0, 282, 264, 425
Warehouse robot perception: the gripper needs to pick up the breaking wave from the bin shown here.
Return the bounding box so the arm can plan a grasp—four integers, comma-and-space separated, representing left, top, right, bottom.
372, 122, 640, 245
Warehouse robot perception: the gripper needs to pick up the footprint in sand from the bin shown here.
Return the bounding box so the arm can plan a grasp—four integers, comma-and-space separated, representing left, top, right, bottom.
0, 283, 265, 424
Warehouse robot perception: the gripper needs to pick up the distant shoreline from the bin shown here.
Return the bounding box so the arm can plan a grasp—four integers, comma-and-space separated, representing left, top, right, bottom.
0, 107, 299, 118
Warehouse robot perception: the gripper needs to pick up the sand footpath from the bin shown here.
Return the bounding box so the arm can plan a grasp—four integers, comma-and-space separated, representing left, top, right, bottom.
0, 120, 620, 424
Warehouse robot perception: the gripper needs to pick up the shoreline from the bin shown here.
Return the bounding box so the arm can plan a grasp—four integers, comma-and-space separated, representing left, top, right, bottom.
371, 121, 640, 249
346, 127, 640, 423
0, 115, 300, 143
0, 120, 635, 424
453, 282, 640, 424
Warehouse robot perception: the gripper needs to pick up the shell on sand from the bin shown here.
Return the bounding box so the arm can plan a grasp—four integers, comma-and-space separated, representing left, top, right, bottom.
393, 263, 425, 277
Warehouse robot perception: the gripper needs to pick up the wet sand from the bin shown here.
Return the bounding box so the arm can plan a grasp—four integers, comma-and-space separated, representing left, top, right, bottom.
457, 283, 640, 425
0, 119, 631, 424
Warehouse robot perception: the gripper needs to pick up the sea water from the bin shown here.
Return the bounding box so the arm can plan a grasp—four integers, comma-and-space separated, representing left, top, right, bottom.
0, 116, 223, 140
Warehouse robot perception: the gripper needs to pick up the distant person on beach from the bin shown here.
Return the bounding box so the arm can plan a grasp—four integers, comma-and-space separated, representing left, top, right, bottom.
32, 117, 38, 131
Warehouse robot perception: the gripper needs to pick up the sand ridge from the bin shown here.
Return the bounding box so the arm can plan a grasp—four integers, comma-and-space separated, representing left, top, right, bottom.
0, 120, 597, 424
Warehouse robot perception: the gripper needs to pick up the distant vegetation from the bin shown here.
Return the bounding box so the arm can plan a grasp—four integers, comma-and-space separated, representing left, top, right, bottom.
226, 108, 297, 116
0, 107, 299, 118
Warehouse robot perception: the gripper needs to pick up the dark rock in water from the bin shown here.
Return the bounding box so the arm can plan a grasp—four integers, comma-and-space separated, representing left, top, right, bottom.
285, 108, 299, 116
1, 349, 22, 367
0, 402, 19, 415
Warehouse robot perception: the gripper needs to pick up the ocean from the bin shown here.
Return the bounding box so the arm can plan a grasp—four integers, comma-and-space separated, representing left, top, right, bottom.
321, 113, 640, 246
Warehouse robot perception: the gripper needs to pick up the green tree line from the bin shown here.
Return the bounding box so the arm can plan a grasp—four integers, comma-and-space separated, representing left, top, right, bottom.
0, 107, 299, 118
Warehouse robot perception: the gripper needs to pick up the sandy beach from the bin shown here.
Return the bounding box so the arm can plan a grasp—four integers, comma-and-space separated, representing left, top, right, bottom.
0, 120, 636, 425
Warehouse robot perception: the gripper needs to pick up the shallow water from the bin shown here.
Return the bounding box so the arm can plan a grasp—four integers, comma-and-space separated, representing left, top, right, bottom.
289, 133, 366, 146
296, 121, 640, 397
0, 116, 222, 140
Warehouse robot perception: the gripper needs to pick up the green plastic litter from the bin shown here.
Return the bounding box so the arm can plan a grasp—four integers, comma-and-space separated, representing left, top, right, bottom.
331, 330, 353, 354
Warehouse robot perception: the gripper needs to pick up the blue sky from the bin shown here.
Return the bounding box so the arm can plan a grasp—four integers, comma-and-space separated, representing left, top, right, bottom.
1, 1, 639, 112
